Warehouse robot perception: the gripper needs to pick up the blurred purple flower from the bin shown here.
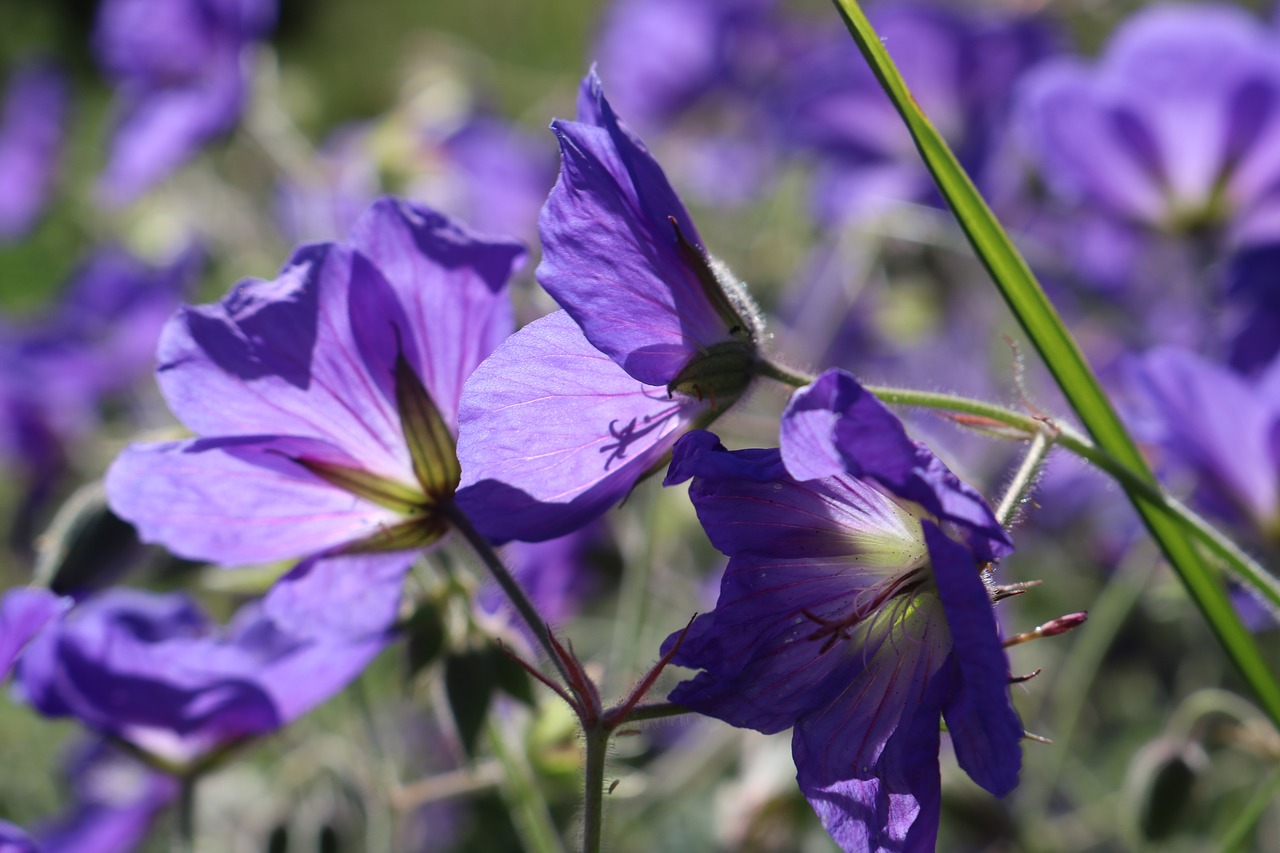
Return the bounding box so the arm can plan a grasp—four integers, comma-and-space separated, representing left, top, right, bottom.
275, 124, 381, 245
456, 71, 762, 542
107, 198, 525, 636
12, 588, 387, 769
0, 62, 67, 241
1131, 347, 1280, 543
1225, 242, 1280, 372
781, 3, 1059, 222
594, 0, 779, 130
1017, 4, 1280, 242
0, 821, 38, 852
0, 587, 68, 680
33, 741, 178, 853
93, 0, 276, 204
661, 369, 1020, 851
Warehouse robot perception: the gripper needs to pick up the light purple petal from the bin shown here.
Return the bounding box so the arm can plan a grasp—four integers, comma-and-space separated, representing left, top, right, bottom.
347, 197, 525, 426
926, 522, 1022, 796
264, 552, 415, 639
106, 436, 402, 565
0, 587, 69, 680
456, 310, 707, 541
154, 241, 412, 480
0, 62, 67, 240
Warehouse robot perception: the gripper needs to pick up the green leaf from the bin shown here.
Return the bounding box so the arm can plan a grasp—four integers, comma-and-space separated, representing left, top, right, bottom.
445, 648, 495, 756
830, 0, 1280, 725
490, 643, 537, 707
403, 601, 447, 681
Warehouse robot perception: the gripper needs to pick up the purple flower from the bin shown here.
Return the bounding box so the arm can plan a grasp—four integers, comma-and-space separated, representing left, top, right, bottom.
1131, 347, 1280, 543
661, 369, 1021, 851
0, 62, 67, 241
1017, 3, 1280, 242
106, 198, 525, 635
32, 741, 178, 853
12, 588, 388, 768
0, 587, 69, 680
780, 4, 1059, 222
93, 0, 276, 204
274, 124, 381, 245
455, 71, 762, 542
1225, 242, 1280, 372
0, 821, 38, 852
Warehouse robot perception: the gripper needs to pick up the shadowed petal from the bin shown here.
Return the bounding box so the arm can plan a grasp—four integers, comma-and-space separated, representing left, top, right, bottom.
106, 435, 403, 565
154, 242, 411, 479
927, 523, 1022, 796
456, 310, 707, 541
348, 197, 525, 426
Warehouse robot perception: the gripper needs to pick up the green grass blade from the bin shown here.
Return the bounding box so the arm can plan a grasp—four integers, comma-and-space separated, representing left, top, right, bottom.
830, 0, 1280, 724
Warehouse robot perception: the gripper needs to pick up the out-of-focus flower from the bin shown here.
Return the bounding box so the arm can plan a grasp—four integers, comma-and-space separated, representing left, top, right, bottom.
0, 587, 68, 680
1131, 347, 1280, 544
93, 0, 276, 204
0, 820, 38, 852
32, 741, 177, 853
456, 71, 763, 543
1017, 3, 1280, 243
0, 62, 67, 241
1225, 243, 1280, 372
107, 198, 525, 636
274, 124, 381, 245
780, 3, 1059, 222
12, 589, 388, 768
661, 369, 1021, 851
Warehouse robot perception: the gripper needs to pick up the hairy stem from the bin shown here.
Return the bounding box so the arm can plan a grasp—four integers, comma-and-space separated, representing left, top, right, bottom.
995, 427, 1054, 529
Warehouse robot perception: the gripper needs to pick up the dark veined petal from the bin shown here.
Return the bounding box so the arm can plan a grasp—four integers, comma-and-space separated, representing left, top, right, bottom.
456, 310, 708, 542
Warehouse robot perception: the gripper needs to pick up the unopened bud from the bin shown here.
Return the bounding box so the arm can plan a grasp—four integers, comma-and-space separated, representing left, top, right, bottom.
1004, 611, 1087, 647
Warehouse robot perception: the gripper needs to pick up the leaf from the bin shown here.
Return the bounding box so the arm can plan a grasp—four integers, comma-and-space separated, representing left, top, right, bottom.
445, 647, 495, 756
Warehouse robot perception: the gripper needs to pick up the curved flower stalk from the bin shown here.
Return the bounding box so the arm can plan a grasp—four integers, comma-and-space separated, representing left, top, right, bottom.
1017, 3, 1280, 243
107, 198, 525, 635
456, 70, 764, 542
662, 369, 1021, 851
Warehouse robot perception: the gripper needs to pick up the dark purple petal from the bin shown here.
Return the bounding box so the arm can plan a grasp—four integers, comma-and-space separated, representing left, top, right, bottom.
263, 551, 415, 639
0, 587, 69, 679
926, 523, 1022, 796
154, 242, 412, 480
0, 62, 67, 240
537, 72, 735, 385
347, 197, 525, 426
781, 369, 1010, 560
796, 665, 949, 853
106, 435, 404, 565
456, 311, 707, 541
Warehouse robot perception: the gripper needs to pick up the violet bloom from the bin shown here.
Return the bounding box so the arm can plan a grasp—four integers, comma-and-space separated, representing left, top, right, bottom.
0, 821, 38, 853
455, 71, 763, 543
93, 0, 276, 204
662, 369, 1021, 851
32, 741, 178, 853
1225, 242, 1280, 372
0, 587, 68, 680
12, 588, 388, 769
107, 198, 525, 635
0, 62, 67, 241
780, 4, 1058, 222
1017, 4, 1280, 242
1132, 347, 1280, 544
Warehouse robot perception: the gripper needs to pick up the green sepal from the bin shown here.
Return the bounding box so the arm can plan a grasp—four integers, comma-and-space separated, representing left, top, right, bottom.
342, 515, 448, 554
667, 340, 757, 411
395, 354, 461, 501
295, 458, 427, 515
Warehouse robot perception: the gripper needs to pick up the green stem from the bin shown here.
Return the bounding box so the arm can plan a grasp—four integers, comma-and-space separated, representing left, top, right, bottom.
995, 427, 1054, 529
445, 504, 573, 688
175, 775, 196, 853
581, 727, 610, 853
1220, 765, 1280, 853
